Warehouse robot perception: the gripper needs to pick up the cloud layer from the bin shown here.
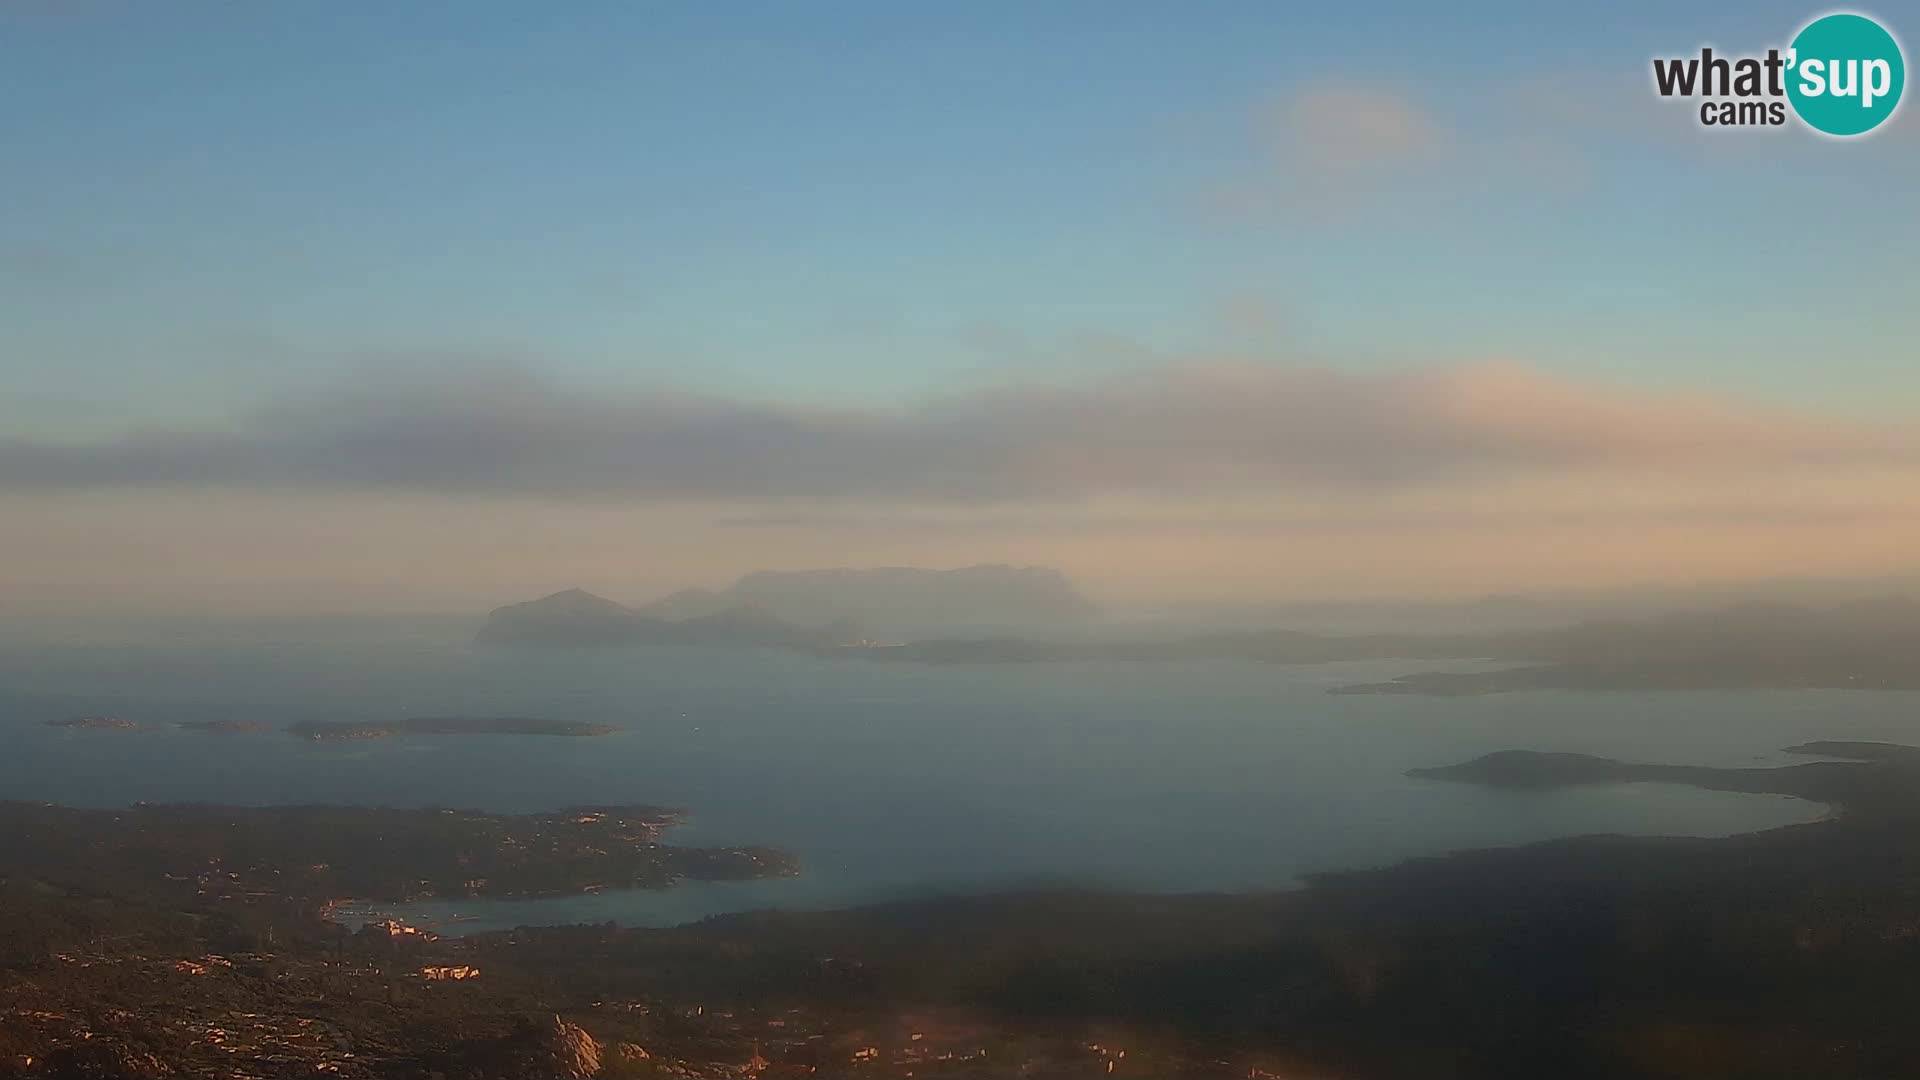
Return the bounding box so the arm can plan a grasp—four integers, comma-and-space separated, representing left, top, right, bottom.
0, 361, 1905, 502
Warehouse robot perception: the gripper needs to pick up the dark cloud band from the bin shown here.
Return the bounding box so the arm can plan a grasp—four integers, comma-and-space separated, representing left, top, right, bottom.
0, 362, 1899, 500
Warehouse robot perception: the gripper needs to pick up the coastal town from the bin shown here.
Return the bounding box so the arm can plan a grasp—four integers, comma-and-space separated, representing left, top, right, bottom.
2, 905, 1311, 1078
0, 792, 1335, 1078
11, 742, 1920, 1076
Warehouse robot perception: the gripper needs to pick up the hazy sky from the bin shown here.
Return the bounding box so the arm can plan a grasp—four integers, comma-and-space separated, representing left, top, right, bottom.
3, 2, 1917, 611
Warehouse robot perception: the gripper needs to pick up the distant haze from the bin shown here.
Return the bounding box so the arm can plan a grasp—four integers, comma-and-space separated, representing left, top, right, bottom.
3, 361, 1919, 616
637, 565, 1096, 638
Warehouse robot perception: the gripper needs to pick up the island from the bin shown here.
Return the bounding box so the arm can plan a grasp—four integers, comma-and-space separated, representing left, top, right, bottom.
636, 564, 1100, 638
15, 746, 1920, 1076
175, 719, 275, 734
43, 715, 139, 731
477, 565, 1102, 650
843, 626, 1478, 665
1329, 658, 1920, 695
1407, 741, 1920, 813
288, 716, 619, 741
850, 599, 1920, 697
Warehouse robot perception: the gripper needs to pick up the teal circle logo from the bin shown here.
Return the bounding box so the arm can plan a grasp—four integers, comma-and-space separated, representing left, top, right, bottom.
1786, 13, 1905, 136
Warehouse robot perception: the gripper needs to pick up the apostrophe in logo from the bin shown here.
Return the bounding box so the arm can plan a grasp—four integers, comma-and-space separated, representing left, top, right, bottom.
1786, 13, 1904, 136
1651, 11, 1905, 137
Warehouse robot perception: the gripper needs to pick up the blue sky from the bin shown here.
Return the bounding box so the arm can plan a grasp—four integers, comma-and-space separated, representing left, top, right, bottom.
4, 0, 1915, 432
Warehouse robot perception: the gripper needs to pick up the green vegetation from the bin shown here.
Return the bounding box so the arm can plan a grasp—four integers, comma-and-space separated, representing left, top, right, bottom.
10, 745, 1920, 1076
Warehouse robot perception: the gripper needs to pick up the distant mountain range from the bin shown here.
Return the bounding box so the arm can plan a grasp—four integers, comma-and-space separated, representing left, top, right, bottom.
480, 571, 1920, 696
477, 564, 1097, 648
475, 588, 858, 649
634, 564, 1099, 638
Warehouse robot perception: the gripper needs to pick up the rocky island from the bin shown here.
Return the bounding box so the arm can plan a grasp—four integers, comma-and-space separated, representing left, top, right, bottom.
477, 565, 1100, 650
43, 715, 139, 731
288, 716, 619, 741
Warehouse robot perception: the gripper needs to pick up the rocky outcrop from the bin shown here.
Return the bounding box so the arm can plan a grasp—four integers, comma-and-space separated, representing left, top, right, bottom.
463, 1015, 601, 1079
44, 717, 139, 732
41, 1039, 175, 1079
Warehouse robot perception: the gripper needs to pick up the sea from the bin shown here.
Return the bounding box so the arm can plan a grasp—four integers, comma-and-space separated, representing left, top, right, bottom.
0, 615, 1898, 934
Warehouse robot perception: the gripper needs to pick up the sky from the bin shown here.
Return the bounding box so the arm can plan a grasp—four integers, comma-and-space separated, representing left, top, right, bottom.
2, 1, 1918, 612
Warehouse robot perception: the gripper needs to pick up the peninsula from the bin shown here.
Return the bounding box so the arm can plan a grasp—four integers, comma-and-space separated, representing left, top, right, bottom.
0, 800, 794, 905
11, 746, 1920, 1076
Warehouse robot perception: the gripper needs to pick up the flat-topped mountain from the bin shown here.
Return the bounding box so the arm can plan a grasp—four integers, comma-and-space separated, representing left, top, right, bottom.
637, 564, 1099, 637
476, 588, 856, 648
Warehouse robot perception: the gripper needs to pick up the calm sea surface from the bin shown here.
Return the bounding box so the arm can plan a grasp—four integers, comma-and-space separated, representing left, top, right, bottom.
1, 617, 1898, 932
